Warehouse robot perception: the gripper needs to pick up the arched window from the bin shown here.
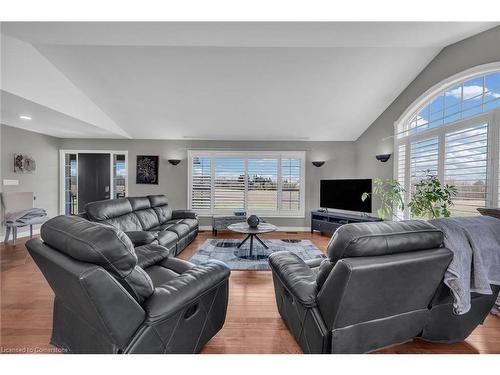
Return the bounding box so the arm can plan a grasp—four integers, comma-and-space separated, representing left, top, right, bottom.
394, 64, 500, 219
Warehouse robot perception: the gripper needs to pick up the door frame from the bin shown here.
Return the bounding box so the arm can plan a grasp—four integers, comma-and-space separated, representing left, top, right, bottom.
59, 150, 129, 215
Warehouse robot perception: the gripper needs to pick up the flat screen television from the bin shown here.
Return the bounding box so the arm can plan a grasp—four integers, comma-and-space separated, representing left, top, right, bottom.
320, 179, 372, 213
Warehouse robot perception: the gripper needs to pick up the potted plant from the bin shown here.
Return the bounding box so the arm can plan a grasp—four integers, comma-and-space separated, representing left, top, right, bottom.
408, 172, 457, 219
361, 178, 405, 220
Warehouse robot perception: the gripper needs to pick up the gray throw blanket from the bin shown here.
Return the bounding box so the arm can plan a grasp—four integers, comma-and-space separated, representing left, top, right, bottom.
5, 208, 47, 225
430, 216, 500, 315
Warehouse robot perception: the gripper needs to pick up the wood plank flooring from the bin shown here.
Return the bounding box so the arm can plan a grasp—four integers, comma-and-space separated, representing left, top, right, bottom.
1, 230, 499, 354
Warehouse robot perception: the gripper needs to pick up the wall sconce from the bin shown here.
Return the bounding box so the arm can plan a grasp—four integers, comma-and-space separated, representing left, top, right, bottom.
168, 159, 181, 166
312, 161, 325, 167
375, 154, 391, 163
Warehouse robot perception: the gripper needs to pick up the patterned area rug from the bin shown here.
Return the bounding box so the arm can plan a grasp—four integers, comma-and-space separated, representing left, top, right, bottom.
189, 238, 326, 270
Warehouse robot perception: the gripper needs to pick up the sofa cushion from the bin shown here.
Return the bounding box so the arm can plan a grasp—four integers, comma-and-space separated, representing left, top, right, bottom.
148, 195, 169, 207
128, 197, 151, 211
167, 223, 190, 238
157, 231, 179, 249
165, 218, 198, 231
102, 213, 142, 232
135, 208, 161, 230
153, 205, 173, 224
85, 198, 132, 221
135, 244, 171, 269
179, 218, 198, 231
327, 220, 444, 264
150, 223, 175, 232
41, 215, 154, 304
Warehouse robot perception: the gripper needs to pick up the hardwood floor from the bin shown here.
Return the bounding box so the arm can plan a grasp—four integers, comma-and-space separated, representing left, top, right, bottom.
1, 230, 499, 354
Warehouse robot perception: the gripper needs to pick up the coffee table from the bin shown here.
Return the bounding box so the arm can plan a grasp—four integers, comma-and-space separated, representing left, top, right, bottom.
227, 222, 277, 260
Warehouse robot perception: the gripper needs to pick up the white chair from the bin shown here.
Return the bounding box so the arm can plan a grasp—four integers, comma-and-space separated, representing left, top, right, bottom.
1, 192, 48, 245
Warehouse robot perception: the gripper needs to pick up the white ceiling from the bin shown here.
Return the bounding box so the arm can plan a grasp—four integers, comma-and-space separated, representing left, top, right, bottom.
1, 91, 124, 138
1, 22, 497, 140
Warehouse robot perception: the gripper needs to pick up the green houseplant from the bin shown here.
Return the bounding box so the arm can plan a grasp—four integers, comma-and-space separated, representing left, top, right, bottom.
361, 178, 405, 220
408, 172, 457, 219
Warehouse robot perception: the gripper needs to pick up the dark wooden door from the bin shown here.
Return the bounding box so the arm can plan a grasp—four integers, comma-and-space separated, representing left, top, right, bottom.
77, 153, 111, 213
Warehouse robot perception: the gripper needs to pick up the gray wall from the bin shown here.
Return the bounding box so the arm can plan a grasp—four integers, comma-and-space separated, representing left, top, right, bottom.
355, 25, 500, 181
59, 138, 357, 228
1, 125, 60, 235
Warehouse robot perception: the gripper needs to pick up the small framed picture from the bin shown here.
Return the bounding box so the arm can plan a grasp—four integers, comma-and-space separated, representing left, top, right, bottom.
136, 155, 159, 184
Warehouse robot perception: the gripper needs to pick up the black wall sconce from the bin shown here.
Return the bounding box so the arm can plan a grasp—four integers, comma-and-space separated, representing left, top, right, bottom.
375, 154, 391, 163
168, 159, 181, 166
312, 161, 325, 167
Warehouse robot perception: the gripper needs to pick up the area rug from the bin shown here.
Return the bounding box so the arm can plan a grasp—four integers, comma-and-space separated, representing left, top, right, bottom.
189, 238, 326, 270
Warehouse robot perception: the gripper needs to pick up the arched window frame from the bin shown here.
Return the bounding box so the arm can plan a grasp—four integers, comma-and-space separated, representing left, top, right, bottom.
393, 62, 500, 219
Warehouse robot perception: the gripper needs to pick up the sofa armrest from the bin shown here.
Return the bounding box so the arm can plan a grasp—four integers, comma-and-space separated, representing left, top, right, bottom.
143, 261, 230, 323
125, 231, 156, 246
171, 210, 198, 220
268, 251, 318, 307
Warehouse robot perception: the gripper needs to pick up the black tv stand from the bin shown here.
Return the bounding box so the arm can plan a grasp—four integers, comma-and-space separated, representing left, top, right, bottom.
311, 210, 382, 236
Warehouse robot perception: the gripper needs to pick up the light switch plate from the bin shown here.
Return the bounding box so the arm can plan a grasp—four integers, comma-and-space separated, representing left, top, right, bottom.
3, 179, 19, 186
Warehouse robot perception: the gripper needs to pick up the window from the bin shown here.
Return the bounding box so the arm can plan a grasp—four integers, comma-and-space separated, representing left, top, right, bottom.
395, 67, 500, 219
398, 71, 500, 138
188, 151, 305, 216
445, 124, 488, 215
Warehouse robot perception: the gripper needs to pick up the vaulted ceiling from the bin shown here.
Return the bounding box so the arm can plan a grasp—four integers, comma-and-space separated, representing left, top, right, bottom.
1, 22, 497, 140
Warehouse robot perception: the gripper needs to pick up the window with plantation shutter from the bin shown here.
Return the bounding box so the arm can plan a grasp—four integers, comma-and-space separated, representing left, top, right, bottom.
395, 144, 406, 219
247, 158, 278, 211
445, 123, 488, 216
188, 151, 305, 217
214, 158, 246, 211
191, 156, 212, 212
395, 68, 500, 219
410, 136, 439, 190
281, 158, 301, 211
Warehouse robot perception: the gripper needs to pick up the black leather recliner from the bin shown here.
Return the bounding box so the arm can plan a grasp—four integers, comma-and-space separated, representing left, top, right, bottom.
26, 215, 230, 354
84, 195, 198, 255
269, 220, 453, 353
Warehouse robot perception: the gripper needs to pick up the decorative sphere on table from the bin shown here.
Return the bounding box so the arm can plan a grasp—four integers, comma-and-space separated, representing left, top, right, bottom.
247, 215, 260, 228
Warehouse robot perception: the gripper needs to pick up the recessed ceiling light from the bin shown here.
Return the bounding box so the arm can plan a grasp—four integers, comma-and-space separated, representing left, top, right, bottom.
19, 115, 32, 120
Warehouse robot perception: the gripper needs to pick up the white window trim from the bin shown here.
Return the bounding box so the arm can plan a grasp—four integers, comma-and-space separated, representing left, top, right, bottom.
59, 150, 129, 215
187, 150, 306, 218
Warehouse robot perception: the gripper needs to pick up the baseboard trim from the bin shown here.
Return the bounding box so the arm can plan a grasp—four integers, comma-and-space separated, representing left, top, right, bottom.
199, 225, 311, 232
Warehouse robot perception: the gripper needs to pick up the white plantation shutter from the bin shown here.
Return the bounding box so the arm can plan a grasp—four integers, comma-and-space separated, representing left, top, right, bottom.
281, 158, 301, 211
188, 151, 305, 216
396, 143, 406, 218
247, 158, 278, 211
410, 136, 439, 192
445, 123, 488, 215
214, 158, 246, 211
191, 157, 212, 212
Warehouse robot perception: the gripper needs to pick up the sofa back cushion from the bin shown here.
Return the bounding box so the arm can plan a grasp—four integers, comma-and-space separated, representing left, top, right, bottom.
128, 197, 160, 230
85, 198, 143, 232
326, 220, 444, 264
148, 195, 172, 224
86, 198, 132, 221
41, 215, 153, 304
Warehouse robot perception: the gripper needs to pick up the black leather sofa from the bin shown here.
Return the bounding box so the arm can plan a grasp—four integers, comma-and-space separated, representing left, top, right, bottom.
26, 215, 230, 354
269, 220, 454, 353
83, 195, 198, 256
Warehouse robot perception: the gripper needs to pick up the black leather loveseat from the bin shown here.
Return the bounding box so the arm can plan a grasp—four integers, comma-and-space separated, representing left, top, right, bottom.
26, 215, 230, 354
83, 195, 198, 256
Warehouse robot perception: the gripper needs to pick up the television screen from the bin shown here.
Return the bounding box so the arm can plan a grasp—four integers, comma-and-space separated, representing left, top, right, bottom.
320, 179, 372, 213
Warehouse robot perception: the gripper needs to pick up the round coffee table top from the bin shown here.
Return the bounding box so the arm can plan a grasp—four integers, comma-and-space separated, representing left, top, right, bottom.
227, 222, 277, 234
